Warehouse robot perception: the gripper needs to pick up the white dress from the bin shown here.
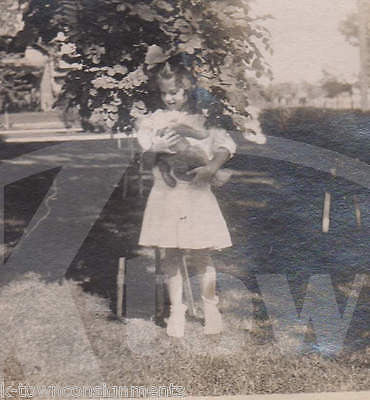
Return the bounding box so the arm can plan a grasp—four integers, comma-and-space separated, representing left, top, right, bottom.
136, 110, 236, 250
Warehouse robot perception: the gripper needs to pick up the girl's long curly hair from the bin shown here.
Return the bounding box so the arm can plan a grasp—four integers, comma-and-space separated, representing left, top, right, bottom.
147, 55, 235, 131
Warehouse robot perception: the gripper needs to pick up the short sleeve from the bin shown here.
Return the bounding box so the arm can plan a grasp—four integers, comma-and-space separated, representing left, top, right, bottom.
210, 128, 237, 158
134, 115, 155, 152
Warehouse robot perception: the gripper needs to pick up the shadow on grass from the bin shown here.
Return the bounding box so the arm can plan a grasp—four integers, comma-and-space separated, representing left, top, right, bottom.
2, 143, 369, 356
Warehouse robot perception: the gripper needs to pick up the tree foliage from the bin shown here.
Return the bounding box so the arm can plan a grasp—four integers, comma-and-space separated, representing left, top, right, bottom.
0, 0, 25, 38
339, 12, 359, 47
0, 1, 43, 112
15, 0, 272, 131
0, 63, 41, 112
320, 71, 352, 99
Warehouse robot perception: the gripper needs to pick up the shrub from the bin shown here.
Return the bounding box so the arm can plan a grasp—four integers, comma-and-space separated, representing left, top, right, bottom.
259, 108, 370, 163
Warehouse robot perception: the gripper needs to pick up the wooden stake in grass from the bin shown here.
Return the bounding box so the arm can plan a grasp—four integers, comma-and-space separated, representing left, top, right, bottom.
322, 168, 336, 233
116, 257, 126, 320
353, 195, 362, 227
322, 192, 331, 233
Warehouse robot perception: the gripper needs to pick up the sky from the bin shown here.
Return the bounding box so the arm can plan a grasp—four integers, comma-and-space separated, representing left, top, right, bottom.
252, 0, 360, 84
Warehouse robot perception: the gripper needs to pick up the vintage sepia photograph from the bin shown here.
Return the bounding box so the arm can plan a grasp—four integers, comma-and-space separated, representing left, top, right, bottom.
0, 1, 369, 399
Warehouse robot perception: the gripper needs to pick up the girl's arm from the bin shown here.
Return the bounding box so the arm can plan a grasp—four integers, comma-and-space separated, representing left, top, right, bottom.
189, 148, 230, 186
188, 128, 236, 186
208, 147, 231, 171
174, 124, 208, 140
150, 128, 180, 153
136, 115, 180, 155
141, 128, 180, 169
212, 128, 237, 157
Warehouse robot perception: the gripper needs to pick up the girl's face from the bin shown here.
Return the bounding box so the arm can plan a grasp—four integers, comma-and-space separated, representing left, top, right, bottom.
159, 77, 187, 111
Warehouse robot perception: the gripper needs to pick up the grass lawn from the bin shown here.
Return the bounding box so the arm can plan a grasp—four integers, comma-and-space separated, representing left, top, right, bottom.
1, 109, 369, 395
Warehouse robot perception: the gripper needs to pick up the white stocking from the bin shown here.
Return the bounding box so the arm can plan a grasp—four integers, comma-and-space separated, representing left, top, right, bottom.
166, 268, 187, 337
167, 267, 183, 305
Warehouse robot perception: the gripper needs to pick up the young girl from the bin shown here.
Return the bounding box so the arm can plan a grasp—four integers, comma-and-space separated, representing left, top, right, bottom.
135, 63, 236, 337
138, 107, 232, 188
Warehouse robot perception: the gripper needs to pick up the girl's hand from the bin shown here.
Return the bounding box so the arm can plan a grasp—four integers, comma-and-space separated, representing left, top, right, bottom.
151, 128, 180, 153
187, 148, 231, 187
187, 164, 217, 187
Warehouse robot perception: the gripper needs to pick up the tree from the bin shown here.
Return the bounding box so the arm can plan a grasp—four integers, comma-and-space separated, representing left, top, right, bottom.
0, 1, 44, 112
300, 81, 324, 104
339, 1, 370, 109
320, 71, 353, 109
321, 79, 352, 99
11, 0, 272, 131
0, 0, 25, 38
0, 63, 42, 112
264, 82, 300, 106
339, 12, 359, 47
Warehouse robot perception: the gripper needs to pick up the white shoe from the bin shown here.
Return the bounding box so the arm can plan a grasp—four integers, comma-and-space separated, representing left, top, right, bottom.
202, 296, 223, 335
166, 304, 187, 338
